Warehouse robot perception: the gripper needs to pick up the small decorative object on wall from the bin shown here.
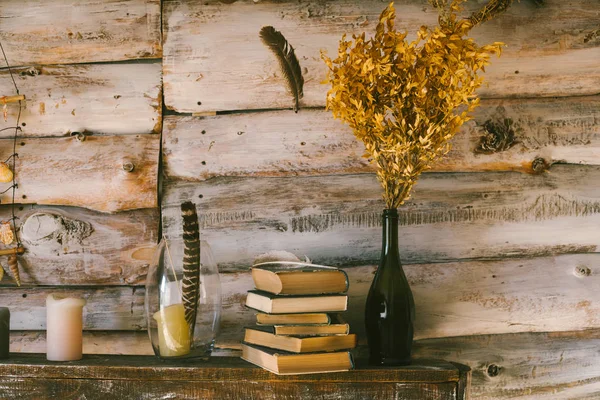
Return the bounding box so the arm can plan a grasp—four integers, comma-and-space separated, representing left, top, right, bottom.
145, 202, 221, 359
46, 294, 86, 361
322, 1, 503, 365
0, 39, 27, 286
259, 26, 304, 112
0, 162, 13, 183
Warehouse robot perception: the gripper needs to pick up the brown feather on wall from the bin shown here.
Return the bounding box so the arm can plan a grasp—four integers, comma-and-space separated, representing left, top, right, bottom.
259, 26, 304, 112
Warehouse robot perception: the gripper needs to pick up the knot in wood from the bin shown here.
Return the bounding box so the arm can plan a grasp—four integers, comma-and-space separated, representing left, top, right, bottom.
574, 265, 591, 277
475, 118, 516, 154
486, 364, 500, 377
531, 157, 549, 174
122, 162, 135, 173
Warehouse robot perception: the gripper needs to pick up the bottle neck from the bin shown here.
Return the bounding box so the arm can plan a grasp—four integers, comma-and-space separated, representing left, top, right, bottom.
381, 209, 400, 258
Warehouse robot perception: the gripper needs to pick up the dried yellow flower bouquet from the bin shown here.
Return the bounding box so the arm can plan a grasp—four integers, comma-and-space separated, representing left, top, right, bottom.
322, 1, 503, 209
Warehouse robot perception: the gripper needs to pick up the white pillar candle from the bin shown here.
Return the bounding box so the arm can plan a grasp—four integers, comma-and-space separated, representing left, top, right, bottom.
46, 294, 86, 361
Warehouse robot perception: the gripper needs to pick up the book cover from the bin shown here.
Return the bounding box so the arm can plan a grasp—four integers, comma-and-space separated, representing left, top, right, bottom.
252, 261, 349, 295
246, 290, 348, 314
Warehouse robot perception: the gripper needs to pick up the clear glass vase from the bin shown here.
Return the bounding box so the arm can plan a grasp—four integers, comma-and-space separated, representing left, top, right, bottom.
145, 238, 221, 360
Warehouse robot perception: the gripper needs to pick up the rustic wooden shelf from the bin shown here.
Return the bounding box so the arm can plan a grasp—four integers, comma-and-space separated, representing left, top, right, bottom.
0, 354, 470, 399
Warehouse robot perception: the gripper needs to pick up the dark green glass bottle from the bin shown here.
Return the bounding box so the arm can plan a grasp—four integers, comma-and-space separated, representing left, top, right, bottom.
365, 208, 415, 365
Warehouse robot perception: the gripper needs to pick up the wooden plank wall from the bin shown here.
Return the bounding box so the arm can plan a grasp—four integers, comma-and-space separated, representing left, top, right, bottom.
2, 0, 600, 398
0, 0, 162, 379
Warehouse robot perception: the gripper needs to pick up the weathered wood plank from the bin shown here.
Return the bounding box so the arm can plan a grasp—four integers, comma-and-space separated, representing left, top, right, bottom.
414, 330, 600, 400
0, 287, 145, 331
0, 134, 159, 212
162, 165, 600, 267
11, 329, 600, 400
9, 254, 590, 338
163, 95, 600, 179
163, 0, 600, 112
10, 331, 153, 356
0, 205, 158, 286
0, 64, 162, 137
10, 331, 600, 398
0, 355, 462, 400
9, 331, 234, 357
216, 254, 600, 345
0, 378, 458, 400
0, 354, 460, 382
0, 0, 161, 66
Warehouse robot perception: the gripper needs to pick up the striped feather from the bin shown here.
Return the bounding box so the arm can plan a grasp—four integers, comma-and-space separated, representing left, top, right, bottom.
181, 201, 201, 336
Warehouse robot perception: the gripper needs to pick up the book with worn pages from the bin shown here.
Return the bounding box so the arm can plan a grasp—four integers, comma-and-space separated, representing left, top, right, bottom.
244, 326, 357, 353
246, 290, 348, 314
252, 261, 349, 295
241, 343, 354, 375
269, 315, 349, 336
256, 312, 331, 325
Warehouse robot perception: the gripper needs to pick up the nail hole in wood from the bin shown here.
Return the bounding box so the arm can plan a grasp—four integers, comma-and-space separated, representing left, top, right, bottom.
301, 142, 306, 146
22, 195, 26, 199
487, 364, 500, 377
198, 194, 204, 199
72, 132, 86, 142
22, 294, 27, 298
123, 162, 135, 173
197, 101, 202, 106
20, 142, 25, 146
201, 161, 206, 165
21, 122, 26, 127
201, 130, 206, 135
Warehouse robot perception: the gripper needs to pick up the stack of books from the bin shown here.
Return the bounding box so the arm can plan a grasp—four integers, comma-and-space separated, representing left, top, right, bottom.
241, 261, 356, 375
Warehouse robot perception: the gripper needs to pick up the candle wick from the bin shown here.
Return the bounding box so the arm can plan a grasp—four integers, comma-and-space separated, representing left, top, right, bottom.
162, 234, 183, 300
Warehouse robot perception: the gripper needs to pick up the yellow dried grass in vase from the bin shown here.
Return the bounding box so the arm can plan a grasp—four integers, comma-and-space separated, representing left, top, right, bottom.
321, 0, 503, 366
323, 0, 502, 208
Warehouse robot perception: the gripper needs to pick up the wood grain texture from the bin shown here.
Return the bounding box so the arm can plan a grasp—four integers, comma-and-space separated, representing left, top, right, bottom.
0, 64, 162, 137
10, 330, 600, 400
0, 287, 145, 331
162, 164, 600, 268
216, 254, 600, 345
0, 134, 159, 212
0, 0, 161, 66
0, 354, 461, 382
7, 253, 597, 339
0, 355, 464, 400
0, 205, 158, 286
10, 331, 153, 356
163, 0, 600, 112
163, 95, 600, 179
0, 379, 459, 400
414, 329, 600, 400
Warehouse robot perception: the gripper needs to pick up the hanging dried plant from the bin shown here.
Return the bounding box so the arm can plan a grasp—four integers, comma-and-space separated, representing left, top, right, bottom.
322, 1, 503, 209
180, 201, 201, 337
260, 26, 304, 112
